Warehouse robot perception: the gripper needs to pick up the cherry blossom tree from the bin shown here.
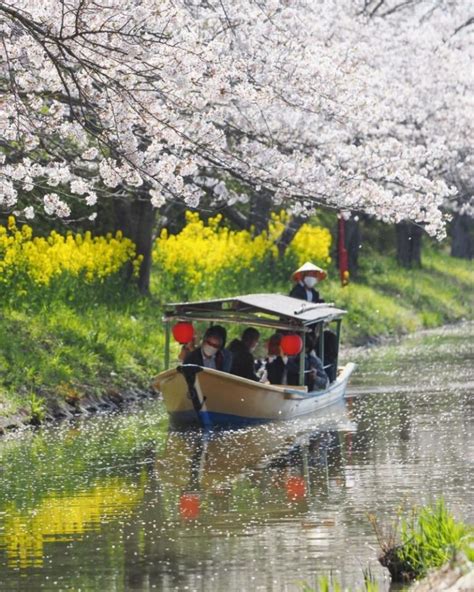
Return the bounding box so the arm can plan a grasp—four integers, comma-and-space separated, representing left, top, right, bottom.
0, 0, 472, 286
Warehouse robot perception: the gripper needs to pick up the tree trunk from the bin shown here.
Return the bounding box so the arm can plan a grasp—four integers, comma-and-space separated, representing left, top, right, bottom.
396, 222, 422, 268
113, 190, 156, 294
221, 204, 252, 230
132, 194, 156, 294
276, 215, 305, 257
250, 190, 273, 233
345, 217, 361, 277
451, 212, 473, 259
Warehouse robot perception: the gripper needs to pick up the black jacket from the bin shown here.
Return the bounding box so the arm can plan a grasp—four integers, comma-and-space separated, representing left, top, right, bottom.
266, 356, 286, 385
229, 339, 259, 381
184, 347, 224, 371
289, 283, 324, 303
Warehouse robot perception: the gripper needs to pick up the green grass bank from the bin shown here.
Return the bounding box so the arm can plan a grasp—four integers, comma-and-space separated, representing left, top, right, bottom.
0, 248, 472, 427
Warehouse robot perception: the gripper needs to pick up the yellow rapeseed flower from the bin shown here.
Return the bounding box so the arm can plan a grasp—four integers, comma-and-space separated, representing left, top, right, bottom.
153, 210, 331, 293
0, 218, 141, 290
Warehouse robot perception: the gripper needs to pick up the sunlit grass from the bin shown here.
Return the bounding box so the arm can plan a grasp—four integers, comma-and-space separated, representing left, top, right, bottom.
371, 499, 474, 582
397, 499, 474, 578
0, 244, 473, 421
0, 295, 165, 417
300, 573, 380, 591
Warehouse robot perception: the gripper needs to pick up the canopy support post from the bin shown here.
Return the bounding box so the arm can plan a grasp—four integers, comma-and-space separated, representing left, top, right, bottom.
164, 320, 170, 370
335, 319, 341, 377
299, 332, 306, 386
318, 322, 325, 367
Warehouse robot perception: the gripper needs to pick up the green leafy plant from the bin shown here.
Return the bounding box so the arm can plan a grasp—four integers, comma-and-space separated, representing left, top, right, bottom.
299, 573, 379, 592
28, 392, 46, 425
371, 499, 474, 582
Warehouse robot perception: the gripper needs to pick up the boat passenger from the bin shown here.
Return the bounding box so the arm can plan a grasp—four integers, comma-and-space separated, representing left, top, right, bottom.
178, 335, 197, 362
264, 333, 290, 385
212, 325, 233, 373
315, 326, 338, 383
289, 261, 326, 303
183, 327, 225, 370
229, 328, 262, 382
287, 335, 329, 391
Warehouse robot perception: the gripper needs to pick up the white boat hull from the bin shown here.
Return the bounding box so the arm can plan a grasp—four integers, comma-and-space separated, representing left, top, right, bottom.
154, 362, 356, 429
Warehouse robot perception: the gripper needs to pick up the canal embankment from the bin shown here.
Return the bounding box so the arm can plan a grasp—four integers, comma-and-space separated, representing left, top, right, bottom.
0, 249, 472, 430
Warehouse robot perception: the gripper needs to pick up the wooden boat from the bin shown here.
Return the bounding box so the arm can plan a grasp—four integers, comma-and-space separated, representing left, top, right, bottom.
154, 293, 355, 429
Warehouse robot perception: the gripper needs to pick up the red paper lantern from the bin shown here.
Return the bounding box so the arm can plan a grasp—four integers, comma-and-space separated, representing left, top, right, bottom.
172, 322, 195, 344
179, 493, 201, 520
286, 476, 306, 501
281, 334, 303, 356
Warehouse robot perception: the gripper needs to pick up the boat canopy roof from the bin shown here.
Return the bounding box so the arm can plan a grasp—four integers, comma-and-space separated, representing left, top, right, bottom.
164, 293, 346, 331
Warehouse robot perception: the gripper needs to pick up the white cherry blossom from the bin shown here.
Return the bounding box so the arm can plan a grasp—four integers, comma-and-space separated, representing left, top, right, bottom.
0, 0, 471, 236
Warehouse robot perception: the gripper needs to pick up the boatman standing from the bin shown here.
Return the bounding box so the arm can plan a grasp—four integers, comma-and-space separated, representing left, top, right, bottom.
289, 261, 327, 303
289, 261, 338, 382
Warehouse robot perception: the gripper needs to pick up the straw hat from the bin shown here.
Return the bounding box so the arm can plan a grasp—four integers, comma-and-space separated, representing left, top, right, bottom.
291, 261, 327, 282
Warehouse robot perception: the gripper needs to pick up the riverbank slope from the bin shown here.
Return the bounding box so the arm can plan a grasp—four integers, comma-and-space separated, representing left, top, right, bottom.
0, 249, 472, 427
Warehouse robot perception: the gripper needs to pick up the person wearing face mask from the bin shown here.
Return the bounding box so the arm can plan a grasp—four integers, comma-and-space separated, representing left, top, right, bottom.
228, 327, 262, 381
184, 326, 225, 370
289, 261, 327, 303
289, 262, 339, 382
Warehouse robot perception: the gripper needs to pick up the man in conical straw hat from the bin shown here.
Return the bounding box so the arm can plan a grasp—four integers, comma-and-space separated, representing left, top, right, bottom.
289, 261, 337, 381
289, 261, 326, 303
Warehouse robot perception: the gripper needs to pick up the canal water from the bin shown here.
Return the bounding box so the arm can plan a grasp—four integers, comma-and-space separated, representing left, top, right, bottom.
0, 323, 472, 591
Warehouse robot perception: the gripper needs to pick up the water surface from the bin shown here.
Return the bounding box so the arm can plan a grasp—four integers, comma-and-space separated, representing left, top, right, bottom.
0, 323, 472, 591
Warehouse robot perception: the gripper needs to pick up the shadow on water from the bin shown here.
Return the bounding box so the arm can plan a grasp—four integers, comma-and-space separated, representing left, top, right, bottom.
0, 323, 472, 591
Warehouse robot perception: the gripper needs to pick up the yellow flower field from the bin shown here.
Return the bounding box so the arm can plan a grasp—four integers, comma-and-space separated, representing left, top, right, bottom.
0, 217, 141, 289
0, 212, 331, 299
153, 211, 331, 296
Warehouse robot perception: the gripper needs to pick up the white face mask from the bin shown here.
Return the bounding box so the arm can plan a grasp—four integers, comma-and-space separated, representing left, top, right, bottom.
304, 276, 318, 288
202, 344, 218, 357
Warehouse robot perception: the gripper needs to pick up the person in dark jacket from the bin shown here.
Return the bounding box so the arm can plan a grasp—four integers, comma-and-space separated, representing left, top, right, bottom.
263, 333, 288, 385
287, 335, 329, 391
289, 262, 338, 382
229, 327, 261, 381
289, 261, 327, 303
212, 325, 233, 373
184, 326, 225, 370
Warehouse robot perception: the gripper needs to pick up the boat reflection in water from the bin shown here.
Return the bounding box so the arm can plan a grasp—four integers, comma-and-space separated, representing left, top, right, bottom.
154, 400, 357, 523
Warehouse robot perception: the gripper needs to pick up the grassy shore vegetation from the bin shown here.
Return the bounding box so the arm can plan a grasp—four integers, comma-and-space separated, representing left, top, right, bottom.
371, 499, 474, 582
300, 574, 380, 592
0, 213, 473, 423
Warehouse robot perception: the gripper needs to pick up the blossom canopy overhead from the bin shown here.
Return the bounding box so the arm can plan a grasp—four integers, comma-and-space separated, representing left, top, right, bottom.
0, 0, 472, 236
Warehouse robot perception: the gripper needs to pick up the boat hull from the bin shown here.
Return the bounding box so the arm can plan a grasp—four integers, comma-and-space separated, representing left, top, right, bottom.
155, 363, 356, 429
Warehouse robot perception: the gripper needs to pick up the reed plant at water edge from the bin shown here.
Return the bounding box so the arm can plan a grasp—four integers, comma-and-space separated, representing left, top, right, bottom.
370, 498, 474, 581
300, 573, 380, 591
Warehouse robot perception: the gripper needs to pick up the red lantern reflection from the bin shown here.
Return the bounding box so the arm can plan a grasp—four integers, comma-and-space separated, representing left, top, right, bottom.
281, 334, 303, 356
286, 476, 306, 501
172, 322, 195, 344
179, 493, 201, 520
